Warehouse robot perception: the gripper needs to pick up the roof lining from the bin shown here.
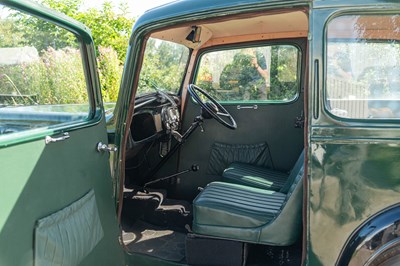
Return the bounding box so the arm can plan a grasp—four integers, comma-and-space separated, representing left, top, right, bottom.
150, 8, 309, 49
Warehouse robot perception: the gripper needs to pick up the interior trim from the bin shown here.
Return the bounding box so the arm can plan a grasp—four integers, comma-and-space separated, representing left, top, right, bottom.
202, 31, 308, 48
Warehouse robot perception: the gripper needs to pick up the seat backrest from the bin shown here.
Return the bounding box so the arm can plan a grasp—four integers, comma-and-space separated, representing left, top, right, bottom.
258, 167, 304, 245
279, 149, 305, 193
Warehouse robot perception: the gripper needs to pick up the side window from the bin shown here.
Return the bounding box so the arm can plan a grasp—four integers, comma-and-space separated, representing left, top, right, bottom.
0, 6, 89, 136
195, 45, 300, 102
326, 15, 400, 119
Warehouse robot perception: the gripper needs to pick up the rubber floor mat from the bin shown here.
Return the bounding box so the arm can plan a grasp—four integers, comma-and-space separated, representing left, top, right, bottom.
122, 220, 186, 262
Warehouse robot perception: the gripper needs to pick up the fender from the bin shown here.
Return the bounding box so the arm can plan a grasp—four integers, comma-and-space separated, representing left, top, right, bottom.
337, 204, 400, 266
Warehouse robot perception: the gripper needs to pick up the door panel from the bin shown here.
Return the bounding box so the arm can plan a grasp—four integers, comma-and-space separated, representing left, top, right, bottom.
0, 1, 124, 265
176, 96, 304, 200
0, 121, 123, 265
174, 40, 306, 200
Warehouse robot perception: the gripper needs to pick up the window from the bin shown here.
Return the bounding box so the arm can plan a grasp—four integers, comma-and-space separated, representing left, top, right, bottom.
0, 6, 89, 136
195, 44, 300, 102
137, 38, 189, 95
326, 15, 400, 119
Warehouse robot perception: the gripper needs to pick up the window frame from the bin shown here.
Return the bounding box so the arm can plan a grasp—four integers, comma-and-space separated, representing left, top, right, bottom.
0, 3, 102, 146
193, 39, 304, 105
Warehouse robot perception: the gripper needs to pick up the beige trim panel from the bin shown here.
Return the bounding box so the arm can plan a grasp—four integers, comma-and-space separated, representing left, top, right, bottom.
202, 31, 308, 48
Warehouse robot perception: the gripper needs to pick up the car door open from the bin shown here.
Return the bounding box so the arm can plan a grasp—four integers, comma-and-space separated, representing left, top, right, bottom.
0, 1, 124, 265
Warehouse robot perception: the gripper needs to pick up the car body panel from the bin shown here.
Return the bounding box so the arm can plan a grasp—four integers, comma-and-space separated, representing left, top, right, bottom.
0, 0, 124, 265
309, 2, 400, 265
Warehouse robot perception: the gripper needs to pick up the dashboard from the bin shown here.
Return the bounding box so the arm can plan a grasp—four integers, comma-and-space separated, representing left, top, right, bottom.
129, 92, 181, 144
125, 91, 181, 185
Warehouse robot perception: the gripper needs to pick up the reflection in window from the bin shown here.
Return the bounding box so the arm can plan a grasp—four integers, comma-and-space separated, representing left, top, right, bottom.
326, 15, 400, 119
137, 38, 189, 96
0, 5, 89, 136
196, 45, 299, 102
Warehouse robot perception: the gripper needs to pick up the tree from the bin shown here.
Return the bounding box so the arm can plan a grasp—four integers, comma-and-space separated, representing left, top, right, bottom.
75, 2, 134, 62
1, 0, 134, 103
37, 0, 135, 62
138, 38, 189, 95
11, 0, 83, 52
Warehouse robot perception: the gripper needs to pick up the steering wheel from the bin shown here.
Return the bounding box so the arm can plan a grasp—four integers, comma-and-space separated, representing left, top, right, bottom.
188, 84, 237, 130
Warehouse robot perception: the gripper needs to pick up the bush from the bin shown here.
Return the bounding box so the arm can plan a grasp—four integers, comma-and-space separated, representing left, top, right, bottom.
97, 46, 123, 102
0, 47, 87, 105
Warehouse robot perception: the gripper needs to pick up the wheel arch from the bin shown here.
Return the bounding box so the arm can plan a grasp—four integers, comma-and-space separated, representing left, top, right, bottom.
337, 203, 400, 265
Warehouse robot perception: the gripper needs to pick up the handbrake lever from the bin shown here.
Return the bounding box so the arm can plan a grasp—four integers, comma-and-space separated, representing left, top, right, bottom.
143, 164, 199, 190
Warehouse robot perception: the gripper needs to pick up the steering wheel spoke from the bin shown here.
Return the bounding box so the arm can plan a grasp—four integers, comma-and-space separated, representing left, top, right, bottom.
188, 84, 237, 130
216, 111, 230, 117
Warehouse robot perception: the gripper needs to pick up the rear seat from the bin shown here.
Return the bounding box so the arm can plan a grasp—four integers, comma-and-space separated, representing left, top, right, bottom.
222, 149, 304, 192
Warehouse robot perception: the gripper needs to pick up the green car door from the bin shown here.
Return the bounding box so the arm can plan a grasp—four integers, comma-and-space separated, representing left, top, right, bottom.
0, 0, 124, 265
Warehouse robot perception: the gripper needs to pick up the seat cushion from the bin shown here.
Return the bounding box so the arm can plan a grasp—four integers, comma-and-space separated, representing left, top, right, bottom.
223, 162, 288, 191
193, 165, 304, 245
193, 182, 286, 229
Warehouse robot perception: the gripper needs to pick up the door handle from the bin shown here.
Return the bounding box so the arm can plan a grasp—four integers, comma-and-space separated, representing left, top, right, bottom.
237, 105, 258, 110
45, 132, 70, 144
97, 142, 117, 153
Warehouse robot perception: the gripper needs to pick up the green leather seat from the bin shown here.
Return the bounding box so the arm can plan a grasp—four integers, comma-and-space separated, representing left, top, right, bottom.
192, 166, 303, 245
222, 150, 304, 192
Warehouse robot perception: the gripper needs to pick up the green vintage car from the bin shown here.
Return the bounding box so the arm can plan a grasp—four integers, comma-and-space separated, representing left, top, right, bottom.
2, 0, 400, 265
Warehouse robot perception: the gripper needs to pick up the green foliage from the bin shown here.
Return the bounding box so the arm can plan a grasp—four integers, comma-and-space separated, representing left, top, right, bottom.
98, 46, 123, 102
0, 48, 87, 105
0, 18, 24, 47
220, 53, 263, 90
138, 38, 189, 95
75, 2, 134, 62
2, 0, 136, 104
216, 46, 298, 101
268, 46, 298, 100
219, 52, 267, 100
12, 0, 81, 52
30, 0, 135, 61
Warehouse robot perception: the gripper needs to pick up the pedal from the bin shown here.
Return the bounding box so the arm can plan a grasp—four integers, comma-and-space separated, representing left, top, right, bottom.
185, 224, 193, 233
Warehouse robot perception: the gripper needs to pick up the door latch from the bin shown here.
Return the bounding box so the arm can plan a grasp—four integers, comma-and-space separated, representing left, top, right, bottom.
45, 132, 70, 144
97, 142, 118, 153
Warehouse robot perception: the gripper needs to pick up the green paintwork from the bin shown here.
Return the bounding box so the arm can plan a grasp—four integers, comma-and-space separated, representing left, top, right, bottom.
309, 1, 400, 265
0, 0, 124, 265
0, 119, 124, 265
2, 0, 400, 265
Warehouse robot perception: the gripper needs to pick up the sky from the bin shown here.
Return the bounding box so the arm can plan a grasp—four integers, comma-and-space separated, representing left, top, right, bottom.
81, 0, 176, 18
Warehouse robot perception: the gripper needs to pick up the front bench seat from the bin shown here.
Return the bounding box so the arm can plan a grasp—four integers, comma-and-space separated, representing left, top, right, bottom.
222, 149, 304, 192
192, 166, 303, 245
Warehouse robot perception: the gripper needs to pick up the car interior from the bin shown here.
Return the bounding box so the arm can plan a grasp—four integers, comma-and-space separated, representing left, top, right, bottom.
119, 7, 308, 266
